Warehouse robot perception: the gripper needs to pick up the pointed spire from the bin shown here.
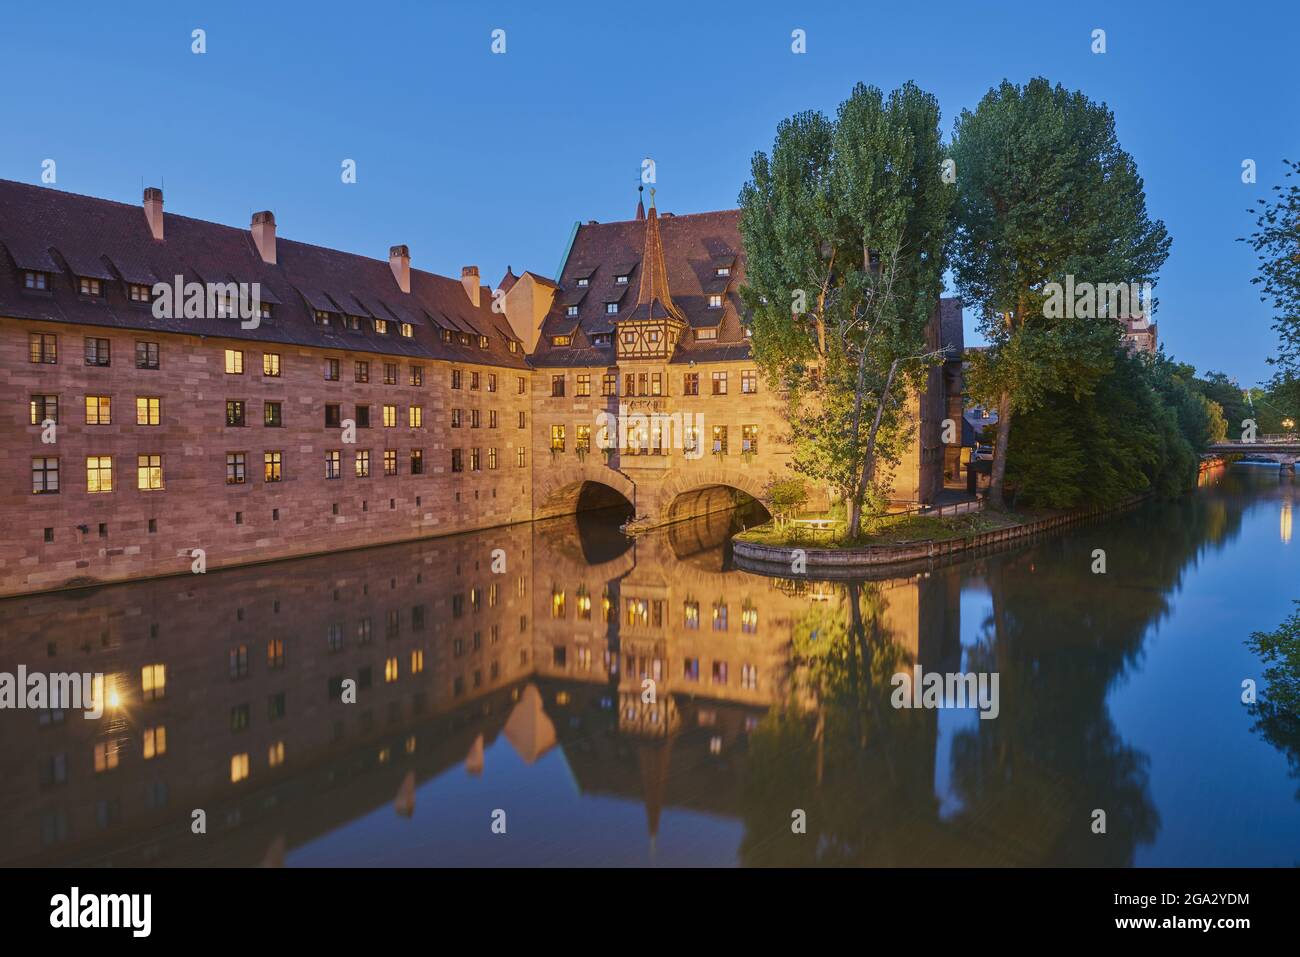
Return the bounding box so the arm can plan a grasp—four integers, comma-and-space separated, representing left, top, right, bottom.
631, 188, 685, 324
636, 183, 645, 221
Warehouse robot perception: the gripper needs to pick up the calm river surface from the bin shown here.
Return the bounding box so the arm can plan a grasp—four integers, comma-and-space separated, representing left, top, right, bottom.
1, 464, 1296, 866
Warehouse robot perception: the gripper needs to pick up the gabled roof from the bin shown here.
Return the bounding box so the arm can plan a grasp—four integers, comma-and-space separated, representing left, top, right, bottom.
530, 207, 750, 367
0, 179, 527, 368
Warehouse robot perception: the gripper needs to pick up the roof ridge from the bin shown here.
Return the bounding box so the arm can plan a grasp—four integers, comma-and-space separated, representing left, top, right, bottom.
0, 177, 473, 288
578, 208, 739, 227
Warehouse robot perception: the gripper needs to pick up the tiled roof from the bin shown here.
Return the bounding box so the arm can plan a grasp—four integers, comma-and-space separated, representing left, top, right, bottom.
530, 208, 750, 368
0, 179, 528, 368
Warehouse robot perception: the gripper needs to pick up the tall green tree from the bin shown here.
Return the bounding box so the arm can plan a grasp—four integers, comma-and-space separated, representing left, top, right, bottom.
1242, 158, 1300, 393
738, 82, 951, 539
949, 78, 1171, 508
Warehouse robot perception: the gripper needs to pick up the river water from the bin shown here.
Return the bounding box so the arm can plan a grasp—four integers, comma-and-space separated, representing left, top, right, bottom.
1, 464, 1296, 866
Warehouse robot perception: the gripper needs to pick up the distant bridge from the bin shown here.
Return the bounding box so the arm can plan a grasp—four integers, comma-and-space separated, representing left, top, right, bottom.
1206, 435, 1298, 468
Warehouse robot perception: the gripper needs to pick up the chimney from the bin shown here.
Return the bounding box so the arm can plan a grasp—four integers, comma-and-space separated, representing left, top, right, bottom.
461, 266, 480, 307
389, 245, 411, 293
143, 187, 164, 241
251, 210, 277, 264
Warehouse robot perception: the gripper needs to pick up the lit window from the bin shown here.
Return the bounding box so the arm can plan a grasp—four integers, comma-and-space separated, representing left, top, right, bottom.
268, 742, 285, 768
708, 294, 722, 308
85, 395, 111, 425
136, 396, 161, 426
142, 663, 166, 701
264, 451, 282, 482
129, 283, 151, 302
230, 753, 250, 783
577, 277, 588, 287
224, 349, 244, 374
93, 741, 120, 773
400, 322, 413, 338
263, 352, 281, 376
615, 274, 629, 284
552, 335, 571, 346
374, 318, 388, 335
137, 454, 163, 490
86, 455, 113, 492
143, 726, 167, 759
695, 328, 717, 341
29, 333, 57, 364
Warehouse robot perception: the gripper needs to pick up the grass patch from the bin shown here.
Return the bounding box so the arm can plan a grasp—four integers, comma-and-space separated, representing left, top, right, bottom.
736, 508, 1031, 549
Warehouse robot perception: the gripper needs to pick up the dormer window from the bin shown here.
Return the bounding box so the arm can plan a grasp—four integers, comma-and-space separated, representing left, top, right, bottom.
441, 328, 453, 343
479, 335, 489, 349
400, 322, 413, 338
592, 333, 612, 346
716, 266, 730, 277
128, 284, 151, 303
695, 328, 718, 341
508, 340, 519, 353
576, 278, 589, 288
552, 335, 571, 347
606, 303, 619, 315
344, 315, 361, 331
566, 305, 579, 317
373, 318, 388, 335
458, 332, 472, 345
708, 294, 723, 309
78, 278, 103, 297
615, 274, 629, 285
260, 302, 273, 320
23, 271, 48, 291
314, 310, 332, 326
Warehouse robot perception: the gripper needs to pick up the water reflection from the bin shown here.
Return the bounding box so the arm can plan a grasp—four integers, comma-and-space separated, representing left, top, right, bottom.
1, 467, 1296, 866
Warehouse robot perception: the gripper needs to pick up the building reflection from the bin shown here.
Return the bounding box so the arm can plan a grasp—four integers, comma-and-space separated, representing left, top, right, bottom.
3, 467, 1251, 867
0, 498, 960, 866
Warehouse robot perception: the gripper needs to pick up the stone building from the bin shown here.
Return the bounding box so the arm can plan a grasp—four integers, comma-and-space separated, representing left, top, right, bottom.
0, 179, 962, 596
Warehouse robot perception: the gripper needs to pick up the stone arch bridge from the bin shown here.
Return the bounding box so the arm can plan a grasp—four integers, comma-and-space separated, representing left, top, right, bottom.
532, 457, 777, 530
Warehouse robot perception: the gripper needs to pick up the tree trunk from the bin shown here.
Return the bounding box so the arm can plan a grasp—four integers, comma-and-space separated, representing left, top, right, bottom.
847, 359, 901, 540
988, 389, 1013, 510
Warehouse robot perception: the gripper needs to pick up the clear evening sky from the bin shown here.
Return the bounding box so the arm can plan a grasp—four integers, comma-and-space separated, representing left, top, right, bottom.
1, 0, 1293, 385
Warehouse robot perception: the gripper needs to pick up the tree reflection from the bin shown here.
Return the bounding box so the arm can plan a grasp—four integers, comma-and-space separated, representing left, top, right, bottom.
741, 477, 1248, 866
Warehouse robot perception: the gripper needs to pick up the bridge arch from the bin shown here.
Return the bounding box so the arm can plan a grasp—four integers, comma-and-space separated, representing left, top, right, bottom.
534, 462, 637, 520
654, 468, 771, 525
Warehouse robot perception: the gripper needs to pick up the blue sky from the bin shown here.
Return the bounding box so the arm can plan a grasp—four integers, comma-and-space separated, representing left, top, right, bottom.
1, 0, 1293, 384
